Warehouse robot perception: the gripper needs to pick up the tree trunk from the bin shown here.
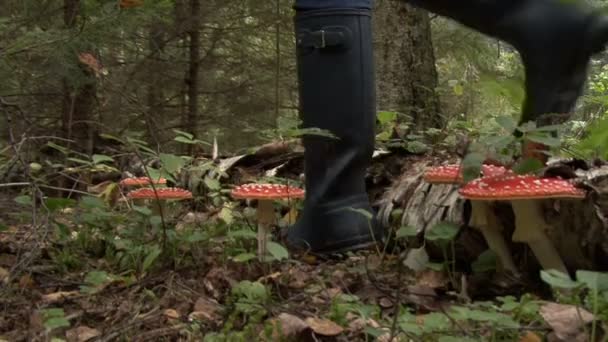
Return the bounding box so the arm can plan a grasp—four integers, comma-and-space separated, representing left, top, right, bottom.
146, 21, 166, 148
373, 1, 441, 131
62, 0, 96, 156
184, 0, 201, 155
60, 0, 96, 194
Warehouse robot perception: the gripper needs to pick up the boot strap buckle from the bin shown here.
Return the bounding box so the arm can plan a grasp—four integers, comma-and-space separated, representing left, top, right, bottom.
297, 26, 351, 50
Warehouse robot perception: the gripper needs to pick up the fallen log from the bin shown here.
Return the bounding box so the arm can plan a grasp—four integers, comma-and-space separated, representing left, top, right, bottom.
376, 157, 608, 275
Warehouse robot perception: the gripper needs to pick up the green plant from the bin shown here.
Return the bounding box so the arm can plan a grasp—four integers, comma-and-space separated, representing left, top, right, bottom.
541, 269, 608, 341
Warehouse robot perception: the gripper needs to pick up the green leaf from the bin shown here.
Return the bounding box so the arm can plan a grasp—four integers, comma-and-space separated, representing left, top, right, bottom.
149, 215, 162, 226
29, 162, 42, 172
377, 111, 397, 125
218, 207, 234, 225
403, 247, 429, 272
526, 135, 561, 148
142, 245, 161, 272
132, 205, 152, 216
452, 83, 464, 96
513, 158, 544, 174
67, 157, 91, 165
425, 222, 460, 242
184, 231, 207, 243
80, 196, 106, 209
0, 223, 8, 232
406, 141, 430, 154
462, 152, 484, 183
92, 154, 114, 165
41, 308, 65, 319
44, 198, 76, 212
233, 253, 257, 263
14, 195, 32, 206
347, 208, 373, 220
84, 271, 112, 286
426, 262, 444, 271
204, 177, 221, 191
495, 115, 517, 132
99, 133, 124, 143
173, 129, 194, 140
267, 242, 289, 261
396, 225, 418, 239
159, 153, 185, 175
228, 229, 257, 239
575, 270, 608, 291
44, 317, 71, 330
471, 250, 497, 273
46, 142, 69, 155
174, 136, 195, 144
540, 269, 581, 289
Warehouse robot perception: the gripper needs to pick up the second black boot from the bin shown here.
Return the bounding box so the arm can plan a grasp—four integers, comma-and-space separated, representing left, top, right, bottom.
406, 0, 608, 126
286, 8, 383, 255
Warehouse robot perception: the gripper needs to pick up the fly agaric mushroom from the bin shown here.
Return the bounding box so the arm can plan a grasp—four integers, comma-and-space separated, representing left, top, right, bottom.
424, 163, 518, 273
231, 183, 305, 262
120, 177, 167, 188
127, 187, 192, 215
459, 174, 586, 275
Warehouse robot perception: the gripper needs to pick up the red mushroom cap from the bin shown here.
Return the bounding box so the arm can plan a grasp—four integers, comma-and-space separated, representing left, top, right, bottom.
231, 183, 305, 200
423, 164, 512, 184
458, 174, 586, 201
481, 164, 512, 178
423, 164, 463, 184
120, 177, 167, 187
127, 187, 192, 200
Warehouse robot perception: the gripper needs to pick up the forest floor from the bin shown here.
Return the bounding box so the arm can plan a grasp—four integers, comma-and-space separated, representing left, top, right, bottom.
0, 147, 606, 341
0, 219, 441, 341
1, 217, 603, 342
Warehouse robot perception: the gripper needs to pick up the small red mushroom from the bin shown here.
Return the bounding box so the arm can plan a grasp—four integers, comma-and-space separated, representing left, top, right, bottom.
423, 164, 512, 184
127, 187, 192, 200
120, 177, 167, 188
231, 183, 304, 261
127, 187, 192, 215
424, 163, 517, 273
459, 174, 585, 275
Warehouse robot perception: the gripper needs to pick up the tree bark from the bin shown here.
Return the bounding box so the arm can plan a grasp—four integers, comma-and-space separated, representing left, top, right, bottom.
62, 0, 96, 156
184, 0, 201, 155
146, 21, 166, 148
373, 1, 441, 131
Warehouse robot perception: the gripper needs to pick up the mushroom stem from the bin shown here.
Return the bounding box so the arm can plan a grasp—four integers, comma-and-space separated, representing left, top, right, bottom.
511, 200, 568, 275
469, 201, 518, 273
256, 199, 275, 262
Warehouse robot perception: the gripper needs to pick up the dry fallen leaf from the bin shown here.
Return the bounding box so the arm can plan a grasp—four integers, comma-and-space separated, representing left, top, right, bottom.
65, 326, 101, 342
163, 309, 180, 320
18, 274, 34, 289
263, 313, 310, 340
540, 303, 594, 340
189, 296, 223, 323
41, 291, 80, 304
520, 331, 542, 342
324, 287, 343, 301
287, 268, 311, 289
348, 315, 381, 332
0, 267, 8, 284
305, 317, 344, 336
416, 269, 448, 289
0, 254, 16, 267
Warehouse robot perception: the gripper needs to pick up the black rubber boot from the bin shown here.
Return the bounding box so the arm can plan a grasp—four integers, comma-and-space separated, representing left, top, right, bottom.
407, 0, 608, 125
286, 8, 383, 255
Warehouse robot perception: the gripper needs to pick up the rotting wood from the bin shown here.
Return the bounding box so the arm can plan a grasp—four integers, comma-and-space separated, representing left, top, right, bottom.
377, 159, 608, 272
